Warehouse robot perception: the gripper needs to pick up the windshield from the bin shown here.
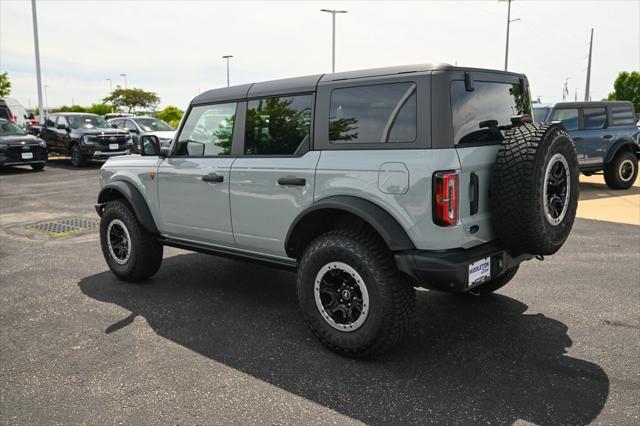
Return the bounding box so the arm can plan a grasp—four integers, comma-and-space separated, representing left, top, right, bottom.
533, 107, 550, 122
67, 115, 110, 129
0, 120, 27, 136
135, 118, 174, 132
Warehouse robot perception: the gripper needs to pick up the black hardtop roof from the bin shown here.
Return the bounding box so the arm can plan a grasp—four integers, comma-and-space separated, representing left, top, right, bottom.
53, 112, 101, 116
550, 100, 635, 109
191, 63, 526, 105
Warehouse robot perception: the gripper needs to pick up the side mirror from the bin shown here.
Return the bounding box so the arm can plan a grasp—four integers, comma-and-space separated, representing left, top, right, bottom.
111, 123, 118, 128
138, 134, 161, 156
159, 146, 171, 158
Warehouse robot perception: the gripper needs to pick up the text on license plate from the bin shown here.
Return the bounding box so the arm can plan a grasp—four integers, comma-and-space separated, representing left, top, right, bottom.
21, 152, 34, 160
468, 256, 491, 287
109, 143, 119, 150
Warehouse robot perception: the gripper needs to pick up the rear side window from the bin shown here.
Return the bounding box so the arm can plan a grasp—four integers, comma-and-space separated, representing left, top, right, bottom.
451, 81, 531, 145
0, 107, 9, 120
329, 82, 417, 144
551, 109, 579, 131
244, 94, 312, 155
582, 108, 607, 129
610, 104, 636, 126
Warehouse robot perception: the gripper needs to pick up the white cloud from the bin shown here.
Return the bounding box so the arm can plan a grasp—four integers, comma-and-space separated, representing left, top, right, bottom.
1, 0, 638, 109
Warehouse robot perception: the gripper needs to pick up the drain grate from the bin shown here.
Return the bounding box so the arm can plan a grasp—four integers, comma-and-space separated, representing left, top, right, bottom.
25, 217, 99, 237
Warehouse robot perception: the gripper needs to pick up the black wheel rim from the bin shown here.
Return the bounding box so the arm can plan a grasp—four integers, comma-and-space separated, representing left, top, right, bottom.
543, 153, 570, 226
107, 219, 131, 264
71, 147, 79, 165
314, 262, 369, 331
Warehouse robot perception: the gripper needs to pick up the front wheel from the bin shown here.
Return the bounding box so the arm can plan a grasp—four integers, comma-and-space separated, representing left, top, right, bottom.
99, 199, 163, 282
31, 163, 45, 171
604, 151, 637, 190
69, 144, 85, 167
297, 229, 415, 357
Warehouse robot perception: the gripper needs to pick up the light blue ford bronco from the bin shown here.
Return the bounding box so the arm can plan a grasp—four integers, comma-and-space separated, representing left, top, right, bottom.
96, 64, 580, 356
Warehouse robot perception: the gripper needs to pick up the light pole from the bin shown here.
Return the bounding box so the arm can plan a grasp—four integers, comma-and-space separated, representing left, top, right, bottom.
30, 0, 45, 124
222, 55, 233, 87
120, 73, 127, 89
320, 9, 347, 73
106, 78, 113, 93
501, 0, 520, 71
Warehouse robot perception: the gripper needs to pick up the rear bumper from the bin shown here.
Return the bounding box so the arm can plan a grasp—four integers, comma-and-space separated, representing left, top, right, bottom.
395, 242, 534, 293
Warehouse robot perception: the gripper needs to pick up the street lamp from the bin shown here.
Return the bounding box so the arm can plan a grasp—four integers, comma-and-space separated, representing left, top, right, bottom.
222, 55, 233, 87
500, 0, 520, 71
120, 73, 127, 89
320, 9, 347, 73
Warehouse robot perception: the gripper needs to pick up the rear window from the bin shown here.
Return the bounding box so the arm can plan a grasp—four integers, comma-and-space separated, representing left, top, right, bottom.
610, 104, 636, 126
551, 109, 579, 131
329, 82, 417, 144
582, 108, 607, 129
451, 81, 531, 145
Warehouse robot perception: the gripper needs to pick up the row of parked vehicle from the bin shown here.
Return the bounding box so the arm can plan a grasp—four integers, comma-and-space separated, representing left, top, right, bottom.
0, 99, 176, 170
1, 95, 638, 189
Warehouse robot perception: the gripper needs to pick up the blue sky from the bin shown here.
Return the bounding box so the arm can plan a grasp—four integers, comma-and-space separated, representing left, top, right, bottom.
1, 0, 638, 110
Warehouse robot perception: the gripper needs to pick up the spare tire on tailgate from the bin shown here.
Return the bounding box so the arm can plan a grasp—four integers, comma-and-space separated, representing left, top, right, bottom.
490, 122, 579, 255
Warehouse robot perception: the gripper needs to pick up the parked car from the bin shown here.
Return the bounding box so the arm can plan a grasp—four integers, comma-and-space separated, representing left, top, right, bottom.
0, 118, 48, 170
96, 64, 579, 356
533, 101, 639, 189
108, 116, 175, 152
0, 97, 30, 129
39, 113, 132, 167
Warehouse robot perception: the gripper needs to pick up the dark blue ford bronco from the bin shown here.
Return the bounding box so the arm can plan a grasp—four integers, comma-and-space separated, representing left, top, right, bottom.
533, 101, 639, 189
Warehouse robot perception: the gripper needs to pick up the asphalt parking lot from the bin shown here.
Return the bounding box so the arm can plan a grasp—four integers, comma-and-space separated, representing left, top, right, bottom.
1, 159, 639, 425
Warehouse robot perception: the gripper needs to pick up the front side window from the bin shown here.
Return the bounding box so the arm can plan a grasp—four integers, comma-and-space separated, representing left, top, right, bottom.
135, 118, 174, 132
610, 104, 636, 126
175, 102, 236, 157
582, 108, 607, 129
551, 109, 579, 131
244, 95, 312, 155
451, 81, 532, 144
57, 116, 68, 127
329, 82, 416, 144
124, 120, 138, 131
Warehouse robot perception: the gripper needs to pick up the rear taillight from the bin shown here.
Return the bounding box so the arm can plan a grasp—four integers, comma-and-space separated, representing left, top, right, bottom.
8, 113, 16, 123
433, 171, 459, 226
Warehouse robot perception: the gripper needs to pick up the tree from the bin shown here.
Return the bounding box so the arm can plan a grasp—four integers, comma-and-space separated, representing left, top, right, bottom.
607, 71, 640, 113
56, 105, 87, 113
155, 105, 183, 128
0, 72, 11, 97
103, 88, 160, 113
86, 103, 112, 115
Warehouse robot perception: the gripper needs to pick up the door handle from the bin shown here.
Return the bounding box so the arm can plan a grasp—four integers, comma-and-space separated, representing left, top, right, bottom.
202, 173, 224, 183
602, 134, 614, 140
277, 177, 306, 186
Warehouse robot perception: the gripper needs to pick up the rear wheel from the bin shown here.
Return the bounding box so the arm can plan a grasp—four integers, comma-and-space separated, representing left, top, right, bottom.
297, 229, 415, 357
100, 199, 163, 282
604, 151, 637, 190
69, 144, 85, 167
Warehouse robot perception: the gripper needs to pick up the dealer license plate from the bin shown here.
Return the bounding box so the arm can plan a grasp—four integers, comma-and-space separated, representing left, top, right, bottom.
21, 152, 34, 160
109, 143, 119, 150
468, 256, 491, 287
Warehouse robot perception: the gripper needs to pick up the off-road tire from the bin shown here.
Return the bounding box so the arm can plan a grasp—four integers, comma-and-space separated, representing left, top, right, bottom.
464, 266, 519, 297
100, 199, 163, 282
604, 150, 637, 190
69, 143, 85, 167
30, 163, 45, 171
297, 229, 415, 357
491, 122, 579, 255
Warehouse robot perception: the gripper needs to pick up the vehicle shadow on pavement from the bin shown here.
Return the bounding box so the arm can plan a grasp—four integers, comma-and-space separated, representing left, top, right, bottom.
79, 253, 609, 425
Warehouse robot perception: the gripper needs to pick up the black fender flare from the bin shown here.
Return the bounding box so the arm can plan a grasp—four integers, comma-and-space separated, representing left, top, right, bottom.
605, 138, 639, 164
285, 195, 415, 257
97, 181, 159, 234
